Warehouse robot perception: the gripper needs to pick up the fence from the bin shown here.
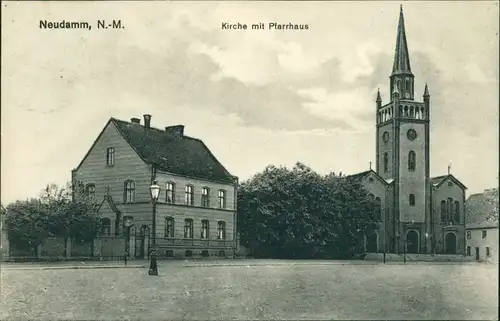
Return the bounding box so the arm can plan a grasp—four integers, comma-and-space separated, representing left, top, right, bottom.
4, 236, 125, 262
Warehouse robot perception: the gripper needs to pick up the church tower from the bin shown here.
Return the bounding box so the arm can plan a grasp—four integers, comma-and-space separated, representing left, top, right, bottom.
375, 5, 431, 253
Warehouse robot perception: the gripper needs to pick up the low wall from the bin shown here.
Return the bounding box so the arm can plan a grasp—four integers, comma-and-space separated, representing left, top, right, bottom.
365, 253, 477, 262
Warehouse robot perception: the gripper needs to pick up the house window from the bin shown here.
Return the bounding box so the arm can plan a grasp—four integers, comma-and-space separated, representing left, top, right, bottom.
486, 247, 490, 256
440, 200, 447, 222
165, 182, 175, 204
100, 218, 111, 236
218, 250, 225, 257
201, 187, 210, 207
106, 147, 115, 166
374, 197, 382, 221
409, 194, 415, 207
217, 221, 226, 240
466, 246, 471, 256
454, 201, 460, 224
164, 217, 174, 238
201, 250, 209, 257
86, 184, 96, 199
184, 219, 193, 238
408, 151, 416, 172
185, 185, 194, 205
201, 219, 209, 239
466, 231, 471, 240
165, 250, 174, 257
218, 190, 226, 209
122, 215, 134, 236
185, 250, 192, 257
383, 153, 388, 173
124, 180, 135, 203
482, 230, 487, 239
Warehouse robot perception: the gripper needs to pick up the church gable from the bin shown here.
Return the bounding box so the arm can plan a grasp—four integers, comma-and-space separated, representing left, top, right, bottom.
432, 174, 467, 191
361, 172, 387, 200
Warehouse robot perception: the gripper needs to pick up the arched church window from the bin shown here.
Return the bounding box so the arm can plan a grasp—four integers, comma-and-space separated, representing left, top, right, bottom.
383, 153, 388, 173
454, 201, 460, 224
408, 151, 416, 172
447, 198, 453, 223
441, 200, 447, 222
410, 106, 414, 118
374, 197, 382, 221
404, 106, 409, 117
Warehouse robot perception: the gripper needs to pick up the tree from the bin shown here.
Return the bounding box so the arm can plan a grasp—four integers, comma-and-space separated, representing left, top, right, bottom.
237, 162, 377, 259
486, 188, 499, 223
4, 182, 101, 254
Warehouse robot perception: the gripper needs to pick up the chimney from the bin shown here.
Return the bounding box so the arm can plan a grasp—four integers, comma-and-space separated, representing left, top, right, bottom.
165, 125, 185, 137
143, 114, 151, 129
131, 117, 141, 124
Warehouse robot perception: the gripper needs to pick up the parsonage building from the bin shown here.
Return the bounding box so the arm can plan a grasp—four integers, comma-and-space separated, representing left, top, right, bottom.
72, 115, 238, 259
348, 7, 467, 255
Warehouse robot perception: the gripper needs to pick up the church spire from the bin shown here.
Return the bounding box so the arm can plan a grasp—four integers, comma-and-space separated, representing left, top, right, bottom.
392, 5, 412, 75
390, 5, 415, 100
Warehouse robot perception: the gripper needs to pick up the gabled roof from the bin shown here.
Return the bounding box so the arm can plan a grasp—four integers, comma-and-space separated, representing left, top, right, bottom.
96, 194, 121, 215
431, 174, 467, 190
112, 118, 235, 184
466, 189, 499, 228
75, 117, 236, 184
347, 169, 388, 186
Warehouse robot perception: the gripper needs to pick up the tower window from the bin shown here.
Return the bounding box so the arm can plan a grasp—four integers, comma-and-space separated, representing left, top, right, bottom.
406, 79, 410, 92
409, 194, 415, 207
408, 151, 416, 172
383, 153, 388, 173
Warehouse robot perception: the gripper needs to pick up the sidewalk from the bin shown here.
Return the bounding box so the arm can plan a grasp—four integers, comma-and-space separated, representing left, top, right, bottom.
1, 260, 147, 271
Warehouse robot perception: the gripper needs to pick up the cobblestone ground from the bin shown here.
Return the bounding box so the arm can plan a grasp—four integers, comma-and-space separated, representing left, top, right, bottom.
1, 260, 498, 320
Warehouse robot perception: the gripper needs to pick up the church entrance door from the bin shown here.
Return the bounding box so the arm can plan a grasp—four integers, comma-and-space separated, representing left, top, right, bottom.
445, 233, 457, 254
406, 230, 419, 254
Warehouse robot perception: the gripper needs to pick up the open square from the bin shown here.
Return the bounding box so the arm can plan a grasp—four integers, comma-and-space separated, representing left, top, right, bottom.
1, 260, 498, 320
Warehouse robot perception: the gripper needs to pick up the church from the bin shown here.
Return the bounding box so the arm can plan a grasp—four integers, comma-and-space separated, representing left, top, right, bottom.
348, 6, 467, 255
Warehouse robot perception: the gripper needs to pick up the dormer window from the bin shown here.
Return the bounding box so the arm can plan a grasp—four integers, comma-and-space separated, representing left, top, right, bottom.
106, 147, 115, 166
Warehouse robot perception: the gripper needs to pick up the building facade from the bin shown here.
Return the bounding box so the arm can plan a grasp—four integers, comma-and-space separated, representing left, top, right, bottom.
466, 189, 499, 263
72, 115, 238, 259
348, 7, 467, 255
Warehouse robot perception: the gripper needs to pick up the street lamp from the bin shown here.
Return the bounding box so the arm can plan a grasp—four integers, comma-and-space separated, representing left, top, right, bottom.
124, 217, 133, 266
148, 180, 161, 276
396, 232, 400, 255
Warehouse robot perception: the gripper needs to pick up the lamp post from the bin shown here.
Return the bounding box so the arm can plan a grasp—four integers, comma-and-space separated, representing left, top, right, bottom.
148, 181, 160, 276
425, 232, 429, 254
404, 238, 407, 264
396, 232, 400, 255
124, 218, 133, 266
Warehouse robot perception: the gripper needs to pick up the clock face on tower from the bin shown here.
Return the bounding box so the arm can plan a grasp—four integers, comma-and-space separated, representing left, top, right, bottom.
407, 129, 417, 141
382, 131, 390, 143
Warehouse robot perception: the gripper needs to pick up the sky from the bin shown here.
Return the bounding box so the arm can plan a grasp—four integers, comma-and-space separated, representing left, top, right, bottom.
1, 1, 499, 204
